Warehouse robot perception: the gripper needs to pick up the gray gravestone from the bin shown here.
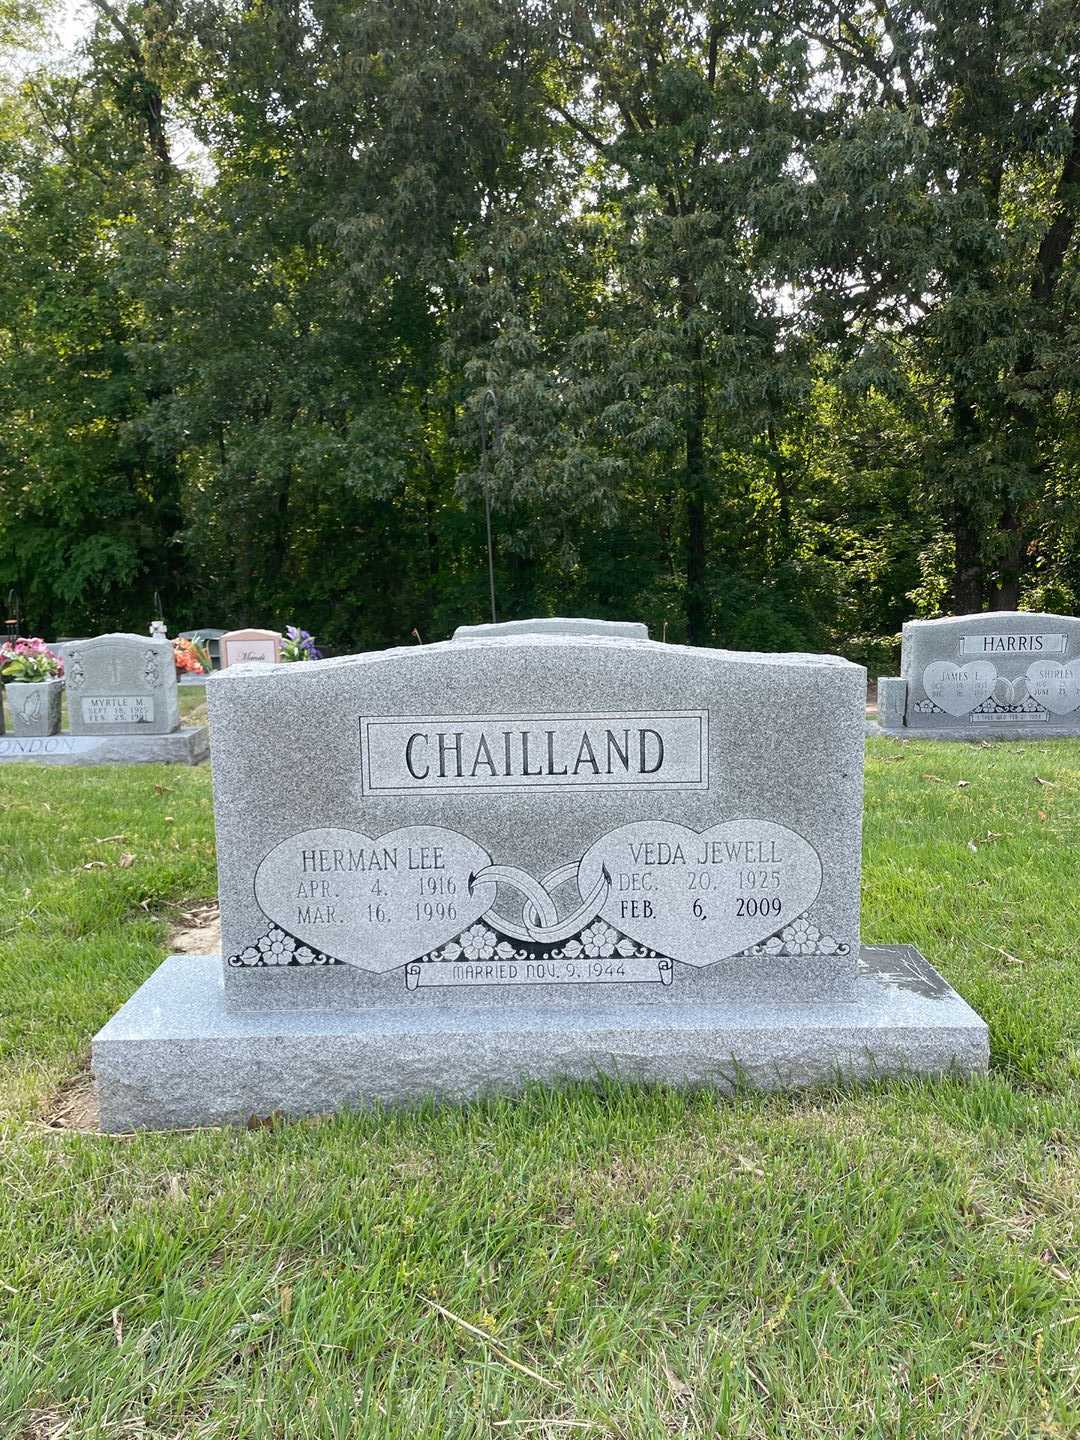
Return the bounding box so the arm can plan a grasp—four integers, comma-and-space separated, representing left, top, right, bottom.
454, 618, 649, 641
0, 730, 209, 765
877, 611, 1080, 739
179, 628, 226, 669
93, 627, 986, 1130
66, 633, 180, 736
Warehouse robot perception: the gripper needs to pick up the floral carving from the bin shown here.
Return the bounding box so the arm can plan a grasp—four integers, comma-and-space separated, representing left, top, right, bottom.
461, 923, 497, 960
750, 918, 849, 958
971, 694, 1046, 716
580, 922, 619, 957
227, 925, 338, 967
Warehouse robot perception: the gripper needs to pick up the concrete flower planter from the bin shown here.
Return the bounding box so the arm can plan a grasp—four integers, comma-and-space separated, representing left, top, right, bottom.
5, 677, 63, 736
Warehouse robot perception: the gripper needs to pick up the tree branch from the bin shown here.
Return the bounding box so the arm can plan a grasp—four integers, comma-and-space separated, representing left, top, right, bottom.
548, 102, 609, 154
87, 0, 142, 65
24, 79, 110, 185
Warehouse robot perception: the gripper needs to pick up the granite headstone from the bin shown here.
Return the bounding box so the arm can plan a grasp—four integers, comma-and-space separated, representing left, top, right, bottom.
66, 633, 180, 736
179, 628, 226, 669
93, 621, 987, 1129
877, 611, 1080, 738
454, 618, 649, 641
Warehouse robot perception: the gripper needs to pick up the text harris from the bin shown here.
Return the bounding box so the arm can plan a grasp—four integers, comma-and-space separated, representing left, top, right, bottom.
958, 632, 1067, 656
360, 712, 708, 793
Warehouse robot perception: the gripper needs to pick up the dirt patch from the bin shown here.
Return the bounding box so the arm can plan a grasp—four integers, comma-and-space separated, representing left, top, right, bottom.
20, 1409, 72, 1440
36, 905, 221, 1138
169, 900, 220, 955
42, 1069, 100, 1132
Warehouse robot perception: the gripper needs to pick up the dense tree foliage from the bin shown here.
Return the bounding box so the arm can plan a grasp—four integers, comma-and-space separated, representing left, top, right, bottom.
1, 0, 1078, 659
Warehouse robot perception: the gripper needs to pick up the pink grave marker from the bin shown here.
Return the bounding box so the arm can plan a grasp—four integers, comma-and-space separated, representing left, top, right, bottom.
219, 629, 284, 668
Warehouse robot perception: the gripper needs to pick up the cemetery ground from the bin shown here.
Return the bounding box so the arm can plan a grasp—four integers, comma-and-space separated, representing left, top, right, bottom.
0, 741, 1078, 1438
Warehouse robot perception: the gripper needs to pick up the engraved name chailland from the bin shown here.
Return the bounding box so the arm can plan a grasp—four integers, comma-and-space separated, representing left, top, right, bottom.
360, 711, 708, 794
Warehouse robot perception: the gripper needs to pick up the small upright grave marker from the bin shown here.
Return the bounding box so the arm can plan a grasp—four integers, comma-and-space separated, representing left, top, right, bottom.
94, 619, 986, 1130
220, 629, 283, 668
179, 628, 225, 669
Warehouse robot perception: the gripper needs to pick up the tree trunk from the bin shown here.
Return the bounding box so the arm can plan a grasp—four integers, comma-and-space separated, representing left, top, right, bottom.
952, 503, 985, 614
990, 506, 1023, 610
684, 365, 708, 644
950, 389, 985, 613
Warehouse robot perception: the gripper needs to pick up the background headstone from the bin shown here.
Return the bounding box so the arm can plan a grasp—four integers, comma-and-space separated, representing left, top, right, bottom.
219, 629, 284, 668
878, 611, 1080, 736
66, 633, 180, 736
453, 618, 649, 641
179, 628, 226, 669
876, 676, 907, 726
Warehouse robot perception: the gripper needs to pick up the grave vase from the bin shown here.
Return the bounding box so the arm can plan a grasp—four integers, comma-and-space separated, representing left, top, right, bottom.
5, 677, 63, 736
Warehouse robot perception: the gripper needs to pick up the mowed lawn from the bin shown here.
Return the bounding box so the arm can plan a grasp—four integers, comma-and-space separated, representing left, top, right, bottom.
0, 738, 1078, 1439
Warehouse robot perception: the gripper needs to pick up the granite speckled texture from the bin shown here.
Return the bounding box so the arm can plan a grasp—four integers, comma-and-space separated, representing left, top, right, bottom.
0, 725, 208, 765
876, 676, 907, 728
65, 632, 181, 736
208, 636, 867, 1012
879, 610, 1080, 738
92, 946, 989, 1132
3, 678, 63, 736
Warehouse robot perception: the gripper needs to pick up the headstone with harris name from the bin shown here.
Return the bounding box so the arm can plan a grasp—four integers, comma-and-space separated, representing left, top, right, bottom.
878, 611, 1080, 738
93, 620, 987, 1130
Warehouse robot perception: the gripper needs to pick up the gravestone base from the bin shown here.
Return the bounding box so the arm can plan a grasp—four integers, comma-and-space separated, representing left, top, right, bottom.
93, 946, 988, 1132
0, 724, 209, 765
870, 719, 1080, 742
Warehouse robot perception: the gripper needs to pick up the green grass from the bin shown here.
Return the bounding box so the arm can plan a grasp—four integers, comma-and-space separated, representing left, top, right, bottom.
1, 738, 1079, 1438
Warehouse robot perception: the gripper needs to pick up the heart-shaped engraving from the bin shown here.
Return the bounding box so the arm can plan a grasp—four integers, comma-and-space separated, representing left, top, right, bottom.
993, 675, 1029, 707
254, 826, 495, 971
922, 660, 996, 717
1026, 659, 1080, 715
578, 820, 823, 967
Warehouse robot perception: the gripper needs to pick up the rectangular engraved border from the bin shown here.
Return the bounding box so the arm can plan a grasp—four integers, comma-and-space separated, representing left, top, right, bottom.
359, 710, 709, 795
958, 633, 1067, 656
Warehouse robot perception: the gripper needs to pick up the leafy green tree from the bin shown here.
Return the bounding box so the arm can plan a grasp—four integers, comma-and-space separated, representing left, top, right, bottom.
1, 0, 1078, 651
795, 0, 1080, 611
